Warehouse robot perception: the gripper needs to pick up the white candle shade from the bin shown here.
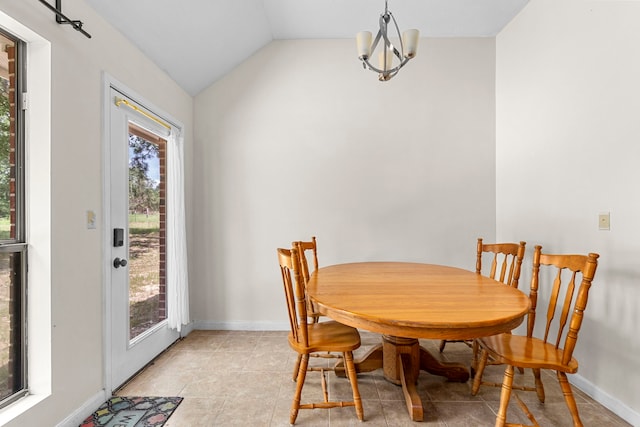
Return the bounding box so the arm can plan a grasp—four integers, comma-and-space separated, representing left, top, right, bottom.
402, 29, 419, 58
356, 31, 372, 59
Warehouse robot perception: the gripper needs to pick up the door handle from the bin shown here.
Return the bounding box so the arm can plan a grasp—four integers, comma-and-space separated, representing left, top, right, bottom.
113, 257, 128, 268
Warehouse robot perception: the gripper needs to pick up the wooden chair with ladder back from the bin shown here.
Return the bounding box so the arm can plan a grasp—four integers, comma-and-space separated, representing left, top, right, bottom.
471, 245, 599, 427
290, 237, 343, 382
439, 238, 526, 354
277, 247, 364, 424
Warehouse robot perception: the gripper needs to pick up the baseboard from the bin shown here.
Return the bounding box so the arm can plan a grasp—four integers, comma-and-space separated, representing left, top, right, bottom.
55, 389, 107, 427
570, 373, 639, 426
193, 320, 288, 331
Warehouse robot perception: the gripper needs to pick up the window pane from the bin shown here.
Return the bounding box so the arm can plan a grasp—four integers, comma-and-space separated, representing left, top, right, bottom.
0, 250, 23, 400
0, 34, 16, 241
0, 28, 26, 408
128, 128, 166, 340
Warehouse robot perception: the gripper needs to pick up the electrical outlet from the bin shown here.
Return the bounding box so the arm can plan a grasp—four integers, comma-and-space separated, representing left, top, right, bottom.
598, 212, 610, 231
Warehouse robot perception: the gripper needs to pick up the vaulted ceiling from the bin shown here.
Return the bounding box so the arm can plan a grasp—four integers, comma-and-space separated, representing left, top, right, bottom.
85, 0, 529, 96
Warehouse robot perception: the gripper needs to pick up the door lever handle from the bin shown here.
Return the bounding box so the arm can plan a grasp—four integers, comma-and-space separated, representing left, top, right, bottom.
113, 257, 128, 268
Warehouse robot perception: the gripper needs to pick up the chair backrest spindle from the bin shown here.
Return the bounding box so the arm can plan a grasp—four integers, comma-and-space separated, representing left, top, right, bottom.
292, 237, 321, 322
293, 236, 318, 285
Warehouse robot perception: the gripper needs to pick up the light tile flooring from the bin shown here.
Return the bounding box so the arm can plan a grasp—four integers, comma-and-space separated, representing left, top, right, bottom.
116, 330, 631, 426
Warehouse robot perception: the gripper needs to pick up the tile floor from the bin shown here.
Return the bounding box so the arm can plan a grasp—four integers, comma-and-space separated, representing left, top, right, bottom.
116, 330, 631, 426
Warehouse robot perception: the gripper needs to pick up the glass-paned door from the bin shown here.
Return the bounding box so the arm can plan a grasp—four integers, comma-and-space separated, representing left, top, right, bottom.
108, 87, 178, 391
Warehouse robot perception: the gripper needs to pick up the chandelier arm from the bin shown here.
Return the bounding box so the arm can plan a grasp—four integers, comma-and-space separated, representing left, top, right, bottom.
379, 14, 389, 48
361, 57, 406, 75
370, 30, 383, 56
379, 14, 391, 49
381, 70, 399, 81
389, 12, 405, 58
361, 57, 387, 74
380, 12, 403, 62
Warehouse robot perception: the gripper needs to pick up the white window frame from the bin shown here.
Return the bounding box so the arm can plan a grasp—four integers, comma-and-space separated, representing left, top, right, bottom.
0, 10, 51, 425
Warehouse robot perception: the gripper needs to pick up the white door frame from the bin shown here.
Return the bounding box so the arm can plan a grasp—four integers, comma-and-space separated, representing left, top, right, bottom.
102, 73, 183, 393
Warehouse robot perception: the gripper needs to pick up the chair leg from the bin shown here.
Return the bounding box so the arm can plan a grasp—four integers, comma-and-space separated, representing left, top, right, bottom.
533, 368, 545, 403
471, 339, 479, 377
471, 348, 489, 396
343, 351, 364, 421
292, 354, 302, 381
290, 354, 309, 425
439, 339, 446, 352
557, 371, 583, 427
495, 365, 515, 427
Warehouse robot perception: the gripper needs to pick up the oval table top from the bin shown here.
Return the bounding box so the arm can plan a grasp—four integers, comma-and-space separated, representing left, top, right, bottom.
307, 262, 530, 340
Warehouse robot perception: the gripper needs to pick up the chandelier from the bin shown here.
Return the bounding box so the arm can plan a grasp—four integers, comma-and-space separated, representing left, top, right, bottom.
356, 0, 419, 81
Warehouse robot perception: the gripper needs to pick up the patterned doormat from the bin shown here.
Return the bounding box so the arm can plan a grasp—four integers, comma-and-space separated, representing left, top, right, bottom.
80, 396, 183, 427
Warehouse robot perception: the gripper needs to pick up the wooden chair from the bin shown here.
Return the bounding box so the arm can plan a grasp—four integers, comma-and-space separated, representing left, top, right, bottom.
439, 238, 526, 353
277, 247, 364, 424
471, 246, 599, 427
290, 237, 341, 381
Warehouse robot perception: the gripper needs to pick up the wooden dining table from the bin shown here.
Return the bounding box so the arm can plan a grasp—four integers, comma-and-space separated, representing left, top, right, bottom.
306, 262, 530, 422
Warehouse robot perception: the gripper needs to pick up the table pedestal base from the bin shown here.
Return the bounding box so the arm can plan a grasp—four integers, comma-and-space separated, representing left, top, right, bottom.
335, 335, 469, 422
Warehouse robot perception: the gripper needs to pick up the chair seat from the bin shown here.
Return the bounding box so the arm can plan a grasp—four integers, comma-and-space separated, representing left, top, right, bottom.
289, 321, 361, 354
479, 333, 578, 373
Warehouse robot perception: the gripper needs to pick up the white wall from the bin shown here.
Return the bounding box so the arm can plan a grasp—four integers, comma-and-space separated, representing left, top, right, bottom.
1, 0, 634, 424
496, 0, 640, 423
193, 38, 497, 328
0, 1, 193, 426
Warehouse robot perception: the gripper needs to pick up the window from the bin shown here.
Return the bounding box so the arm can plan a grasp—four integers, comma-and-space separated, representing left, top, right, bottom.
0, 28, 26, 408
128, 123, 167, 340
